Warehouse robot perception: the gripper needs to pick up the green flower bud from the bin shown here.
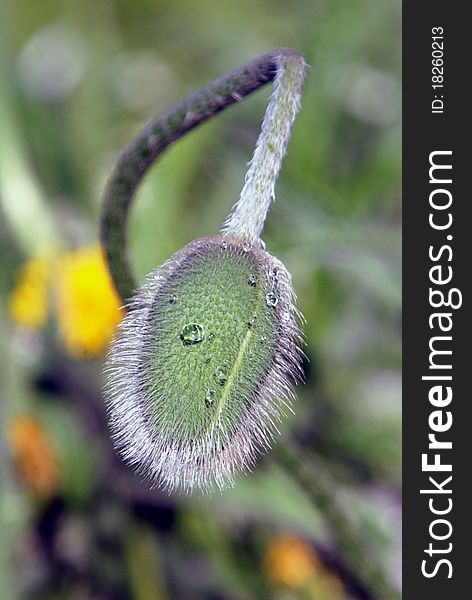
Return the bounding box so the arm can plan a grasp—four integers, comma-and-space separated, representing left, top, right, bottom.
104, 235, 303, 493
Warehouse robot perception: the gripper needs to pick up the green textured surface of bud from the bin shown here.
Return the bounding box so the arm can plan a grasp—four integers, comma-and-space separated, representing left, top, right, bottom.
104, 235, 303, 493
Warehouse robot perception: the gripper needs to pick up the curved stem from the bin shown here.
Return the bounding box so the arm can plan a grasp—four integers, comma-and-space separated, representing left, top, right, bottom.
100, 47, 302, 303
100, 49, 398, 600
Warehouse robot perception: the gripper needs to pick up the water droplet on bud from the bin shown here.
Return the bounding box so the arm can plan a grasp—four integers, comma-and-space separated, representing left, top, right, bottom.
265, 292, 278, 307
180, 323, 205, 345
248, 273, 257, 286
214, 366, 228, 385
205, 389, 216, 406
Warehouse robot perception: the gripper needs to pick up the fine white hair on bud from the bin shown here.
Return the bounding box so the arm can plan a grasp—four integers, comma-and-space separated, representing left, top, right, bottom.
102, 49, 307, 494
104, 235, 303, 493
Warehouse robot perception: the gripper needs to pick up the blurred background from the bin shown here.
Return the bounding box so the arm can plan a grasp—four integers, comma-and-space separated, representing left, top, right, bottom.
0, 0, 401, 599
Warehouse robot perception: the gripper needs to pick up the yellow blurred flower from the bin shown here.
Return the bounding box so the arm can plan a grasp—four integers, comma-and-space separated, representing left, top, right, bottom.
263, 534, 346, 600
9, 245, 123, 358
56, 245, 123, 357
8, 253, 52, 329
7, 415, 60, 496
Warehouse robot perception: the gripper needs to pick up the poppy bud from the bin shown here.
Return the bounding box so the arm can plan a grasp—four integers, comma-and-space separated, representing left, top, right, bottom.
104, 235, 303, 492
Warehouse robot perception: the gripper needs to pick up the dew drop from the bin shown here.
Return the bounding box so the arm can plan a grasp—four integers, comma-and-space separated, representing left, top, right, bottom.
214, 366, 228, 385
169, 294, 178, 304
242, 241, 250, 252
205, 389, 216, 406
266, 292, 278, 307
208, 332, 215, 343
221, 240, 228, 250
248, 315, 257, 328
180, 323, 205, 345
248, 273, 258, 287
259, 335, 267, 344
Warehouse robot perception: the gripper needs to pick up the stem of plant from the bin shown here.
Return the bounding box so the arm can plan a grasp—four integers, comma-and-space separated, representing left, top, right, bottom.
100, 48, 399, 600
101, 47, 302, 302
222, 50, 305, 242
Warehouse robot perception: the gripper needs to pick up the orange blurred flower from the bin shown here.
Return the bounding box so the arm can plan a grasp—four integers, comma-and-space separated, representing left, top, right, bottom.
7, 415, 60, 496
55, 245, 123, 357
263, 535, 320, 589
263, 534, 346, 600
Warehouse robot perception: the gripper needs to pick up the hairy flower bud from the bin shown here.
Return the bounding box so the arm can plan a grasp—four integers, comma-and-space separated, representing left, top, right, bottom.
104, 235, 303, 493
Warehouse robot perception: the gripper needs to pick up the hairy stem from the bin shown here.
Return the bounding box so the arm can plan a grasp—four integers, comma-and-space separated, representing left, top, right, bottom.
101, 47, 301, 303
222, 51, 305, 242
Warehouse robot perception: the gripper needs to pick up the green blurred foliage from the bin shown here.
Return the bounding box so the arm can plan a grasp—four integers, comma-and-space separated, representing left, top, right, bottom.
0, 0, 401, 598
